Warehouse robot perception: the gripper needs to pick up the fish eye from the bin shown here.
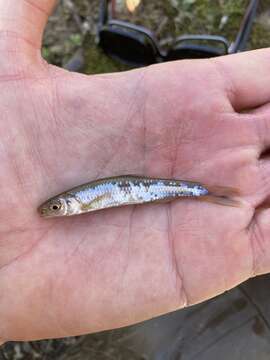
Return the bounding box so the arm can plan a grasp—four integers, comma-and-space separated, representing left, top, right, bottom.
50, 203, 61, 211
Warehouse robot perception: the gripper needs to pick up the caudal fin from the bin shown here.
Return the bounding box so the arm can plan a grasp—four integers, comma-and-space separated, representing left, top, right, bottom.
200, 195, 242, 207
201, 184, 242, 207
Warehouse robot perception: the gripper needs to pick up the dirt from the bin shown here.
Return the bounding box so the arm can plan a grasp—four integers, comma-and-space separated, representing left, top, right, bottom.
1, 330, 146, 360
2, 1, 270, 359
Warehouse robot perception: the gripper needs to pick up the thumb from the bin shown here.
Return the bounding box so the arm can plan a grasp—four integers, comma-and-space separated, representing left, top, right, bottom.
0, 0, 56, 50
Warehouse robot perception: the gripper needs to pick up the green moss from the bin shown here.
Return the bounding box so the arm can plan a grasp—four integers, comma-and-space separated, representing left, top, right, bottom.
41, 46, 50, 61
70, 33, 83, 46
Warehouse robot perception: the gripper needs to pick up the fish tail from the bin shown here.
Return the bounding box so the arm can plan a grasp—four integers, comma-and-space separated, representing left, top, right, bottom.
200, 195, 241, 207
202, 185, 242, 207
205, 184, 240, 197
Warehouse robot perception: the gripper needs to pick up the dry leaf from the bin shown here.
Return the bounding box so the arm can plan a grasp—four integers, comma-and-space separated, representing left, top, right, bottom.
126, 0, 141, 13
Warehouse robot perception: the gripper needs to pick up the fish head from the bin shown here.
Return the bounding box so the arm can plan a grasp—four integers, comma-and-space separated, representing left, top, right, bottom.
38, 194, 81, 218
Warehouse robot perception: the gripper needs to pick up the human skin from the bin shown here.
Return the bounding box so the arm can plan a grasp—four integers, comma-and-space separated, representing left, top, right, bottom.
1, 0, 270, 343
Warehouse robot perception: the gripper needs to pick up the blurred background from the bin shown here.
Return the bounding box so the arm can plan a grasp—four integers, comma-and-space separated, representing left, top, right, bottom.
2, 1, 270, 359
42, 0, 270, 72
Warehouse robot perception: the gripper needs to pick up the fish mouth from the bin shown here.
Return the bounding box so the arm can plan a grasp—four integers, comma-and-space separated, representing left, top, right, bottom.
38, 206, 49, 217
37, 204, 56, 218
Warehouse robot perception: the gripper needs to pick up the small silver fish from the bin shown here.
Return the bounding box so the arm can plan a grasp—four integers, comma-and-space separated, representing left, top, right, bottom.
38, 175, 239, 218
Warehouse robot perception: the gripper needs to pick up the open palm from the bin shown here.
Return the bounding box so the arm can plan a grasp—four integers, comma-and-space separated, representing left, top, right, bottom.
1, 5, 270, 342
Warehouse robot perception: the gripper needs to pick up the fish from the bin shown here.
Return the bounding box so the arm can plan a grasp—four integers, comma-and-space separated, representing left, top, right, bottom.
38, 175, 240, 218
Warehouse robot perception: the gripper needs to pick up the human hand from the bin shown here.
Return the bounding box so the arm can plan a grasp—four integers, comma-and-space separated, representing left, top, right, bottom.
1, 0, 270, 343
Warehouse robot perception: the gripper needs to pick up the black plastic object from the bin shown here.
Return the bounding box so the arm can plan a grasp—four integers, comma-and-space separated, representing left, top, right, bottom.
99, 26, 158, 66
97, 0, 259, 66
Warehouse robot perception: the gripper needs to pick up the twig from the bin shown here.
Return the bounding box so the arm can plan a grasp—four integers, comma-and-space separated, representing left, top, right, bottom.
63, 0, 85, 34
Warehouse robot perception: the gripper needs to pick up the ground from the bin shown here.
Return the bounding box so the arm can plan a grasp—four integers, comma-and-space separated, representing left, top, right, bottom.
1, 0, 270, 359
